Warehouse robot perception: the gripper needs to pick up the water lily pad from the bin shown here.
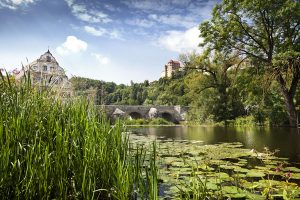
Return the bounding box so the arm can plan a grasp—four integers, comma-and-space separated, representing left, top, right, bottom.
232, 173, 246, 179
213, 172, 231, 181
160, 175, 173, 183
221, 186, 240, 194
164, 186, 180, 194
258, 179, 284, 187
225, 193, 247, 198
196, 164, 214, 171
255, 166, 269, 170
209, 159, 227, 165
283, 167, 300, 173
246, 170, 265, 178
206, 177, 223, 184
290, 173, 300, 180
220, 164, 236, 170
206, 182, 219, 190
240, 180, 260, 189
246, 193, 265, 200
234, 167, 250, 173
171, 161, 189, 167
235, 161, 248, 166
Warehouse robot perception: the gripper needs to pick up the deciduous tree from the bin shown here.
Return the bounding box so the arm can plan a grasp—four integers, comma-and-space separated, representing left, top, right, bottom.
200, 0, 300, 126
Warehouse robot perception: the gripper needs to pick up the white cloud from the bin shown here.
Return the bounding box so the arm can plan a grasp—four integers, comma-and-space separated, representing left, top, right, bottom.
109, 29, 123, 40
84, 26, 124, 40
84, 26, 106, 36
0, 0, 36, 9
123, 0, 192, 12
157, 26, 203, 53
104, 3, 120, 12
148, 14, 197, 28
91, 53, 110, 65
123, 0, 167, 12
65, 0, 111, 23
125, 18, 155, 28
56, 36, 87, 56
188, 0, 218, 20
122, 0, 216, 30
11, 0, 33, 5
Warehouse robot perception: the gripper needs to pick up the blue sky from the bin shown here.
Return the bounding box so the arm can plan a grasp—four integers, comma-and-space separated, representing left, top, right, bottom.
0, 0, 219, 84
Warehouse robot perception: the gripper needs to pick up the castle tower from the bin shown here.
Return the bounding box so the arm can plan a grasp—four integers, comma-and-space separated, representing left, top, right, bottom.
161, 59, 181, 78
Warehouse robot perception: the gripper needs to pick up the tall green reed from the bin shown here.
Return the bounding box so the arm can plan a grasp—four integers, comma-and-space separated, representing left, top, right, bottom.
0, 72, 158, 199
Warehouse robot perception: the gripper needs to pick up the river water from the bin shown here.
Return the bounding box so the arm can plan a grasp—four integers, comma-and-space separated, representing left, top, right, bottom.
131, 126, 300, 165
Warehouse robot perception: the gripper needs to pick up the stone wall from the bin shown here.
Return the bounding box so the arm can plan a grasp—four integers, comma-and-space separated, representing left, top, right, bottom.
98, 105, 187, 123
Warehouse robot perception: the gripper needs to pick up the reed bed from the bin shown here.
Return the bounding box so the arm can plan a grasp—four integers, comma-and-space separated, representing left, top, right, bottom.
0, 73, 157, 199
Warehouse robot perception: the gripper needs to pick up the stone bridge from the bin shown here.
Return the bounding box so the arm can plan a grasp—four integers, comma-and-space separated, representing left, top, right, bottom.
98, 105, 187, 123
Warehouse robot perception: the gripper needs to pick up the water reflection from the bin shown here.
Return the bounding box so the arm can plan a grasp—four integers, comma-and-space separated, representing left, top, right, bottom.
131, 126, 300, 164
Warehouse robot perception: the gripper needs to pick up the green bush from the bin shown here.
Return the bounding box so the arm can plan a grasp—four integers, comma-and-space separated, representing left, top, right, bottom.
149, 118, 172, 125
232, 115, 256, 126
124, 118, 173, 125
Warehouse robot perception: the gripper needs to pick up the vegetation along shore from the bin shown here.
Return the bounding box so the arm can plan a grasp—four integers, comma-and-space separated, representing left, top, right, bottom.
1, 0, 299, 199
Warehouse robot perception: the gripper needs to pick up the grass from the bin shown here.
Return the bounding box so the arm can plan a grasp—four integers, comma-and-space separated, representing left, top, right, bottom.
125, 118, 174, 126
0, 72, 158, 199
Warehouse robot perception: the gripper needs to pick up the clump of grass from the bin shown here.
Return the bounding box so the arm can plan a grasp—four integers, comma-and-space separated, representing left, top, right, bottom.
125, 118, 173, 126
0, 72, 158, 199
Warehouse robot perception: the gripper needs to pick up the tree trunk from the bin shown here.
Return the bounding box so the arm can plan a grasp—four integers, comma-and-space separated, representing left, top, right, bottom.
283, 93, 297, 127
278, 82, 298, 127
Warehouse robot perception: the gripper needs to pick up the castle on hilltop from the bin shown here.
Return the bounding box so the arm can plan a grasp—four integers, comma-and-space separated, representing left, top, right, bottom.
161, 59, 183, 78
14, 50, 73, 97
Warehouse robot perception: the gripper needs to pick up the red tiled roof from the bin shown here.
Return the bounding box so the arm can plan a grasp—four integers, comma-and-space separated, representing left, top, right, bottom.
169, 59, 180, 64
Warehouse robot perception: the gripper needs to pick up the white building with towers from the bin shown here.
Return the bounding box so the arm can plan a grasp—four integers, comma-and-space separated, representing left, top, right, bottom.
14, 50, 73, 97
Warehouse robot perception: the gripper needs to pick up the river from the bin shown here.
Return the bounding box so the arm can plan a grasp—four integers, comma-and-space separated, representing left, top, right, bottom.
131, 126, 300, 165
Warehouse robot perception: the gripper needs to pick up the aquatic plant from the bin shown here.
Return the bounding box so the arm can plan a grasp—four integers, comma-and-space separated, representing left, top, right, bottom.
129, 134, 300, 199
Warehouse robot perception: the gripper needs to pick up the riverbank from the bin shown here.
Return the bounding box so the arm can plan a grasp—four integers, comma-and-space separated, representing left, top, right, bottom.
123, 115, 278, 127
186, 115, 298, 128
124, 117, 174, 125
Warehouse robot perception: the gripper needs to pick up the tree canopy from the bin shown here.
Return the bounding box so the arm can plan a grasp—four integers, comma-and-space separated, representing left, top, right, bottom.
199, 0, 300, 126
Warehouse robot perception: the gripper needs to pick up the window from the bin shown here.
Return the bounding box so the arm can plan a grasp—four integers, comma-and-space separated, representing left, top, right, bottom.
43, 65, 47, 71
50, 66, 55, 72
46, 56, 51, 62
34, 77, 40, 82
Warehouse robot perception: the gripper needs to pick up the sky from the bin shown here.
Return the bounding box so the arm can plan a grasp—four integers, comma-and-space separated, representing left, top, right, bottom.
0, 0, 219, 84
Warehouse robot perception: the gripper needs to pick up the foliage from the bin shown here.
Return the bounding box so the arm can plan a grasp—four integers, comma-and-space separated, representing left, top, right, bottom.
124, 118, 173, 125
184, 51, 245, 123
227, 115, 258, 126
199, 0, 300, 126
70, 77, 150, 105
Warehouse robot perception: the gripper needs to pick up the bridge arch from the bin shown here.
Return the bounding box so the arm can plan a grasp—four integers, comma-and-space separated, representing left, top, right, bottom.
161, 112, 178, 124
100, 105, 186, 122
129, 112, 143, 119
